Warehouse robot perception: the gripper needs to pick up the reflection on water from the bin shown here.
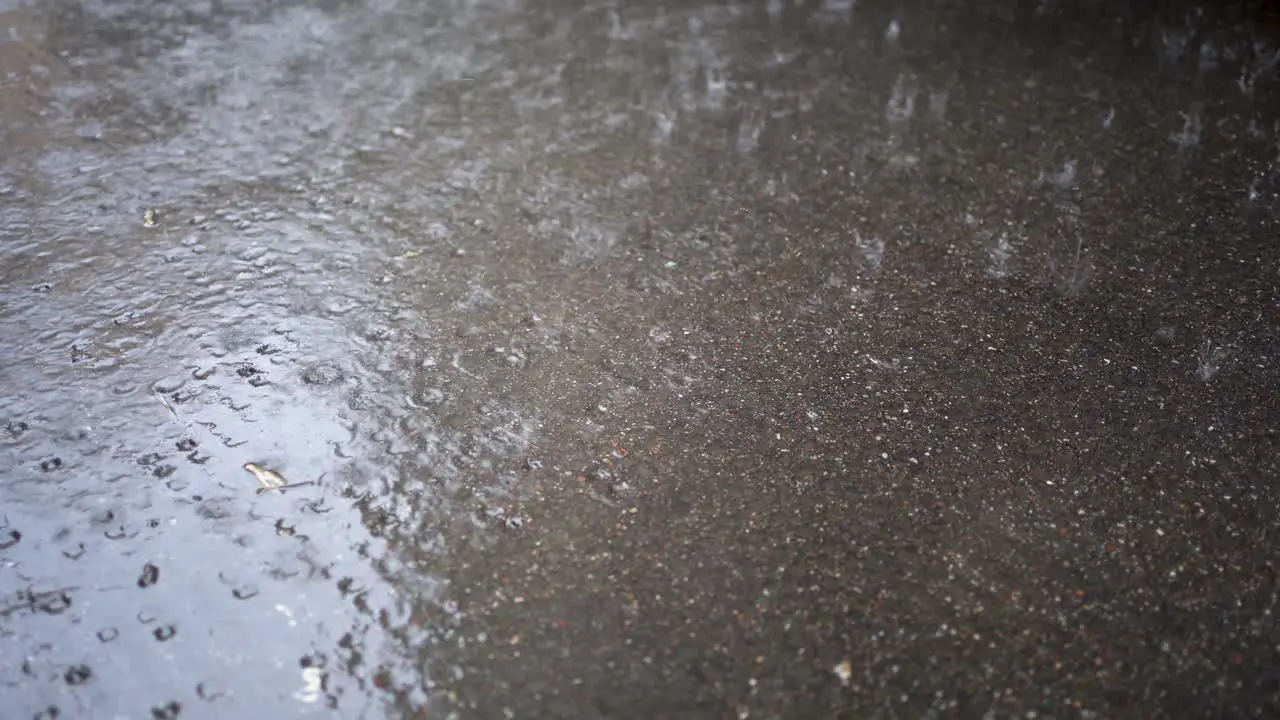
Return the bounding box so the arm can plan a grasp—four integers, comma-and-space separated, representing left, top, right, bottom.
2, 0, 1278, 717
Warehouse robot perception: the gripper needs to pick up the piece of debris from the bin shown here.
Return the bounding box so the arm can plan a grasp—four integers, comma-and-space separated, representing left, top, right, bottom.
833, 660, 852, 686
294, 666, 323, 703
244, 463, 318, 494
245, 462, 286, 491
155, 392, 180, 421
143, 208, 158, 228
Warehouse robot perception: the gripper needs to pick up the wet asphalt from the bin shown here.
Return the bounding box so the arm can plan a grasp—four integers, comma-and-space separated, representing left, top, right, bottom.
2, 0, 1279, 718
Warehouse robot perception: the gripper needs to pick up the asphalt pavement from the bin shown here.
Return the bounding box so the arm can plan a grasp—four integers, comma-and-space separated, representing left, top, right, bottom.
1, 0, 1278, 718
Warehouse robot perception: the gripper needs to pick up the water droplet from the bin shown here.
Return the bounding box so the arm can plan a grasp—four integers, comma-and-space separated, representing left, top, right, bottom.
196, 683, 224, 701
150, 701, 181, 719
302, 363, 343, 385
105, 527, 135, 540
885, 73, 916, 125
64, 665, 92, 685
152, 376, 186, 394
138, 563, 160, 588
236, 364, 262, 378
33, 590, 72, 615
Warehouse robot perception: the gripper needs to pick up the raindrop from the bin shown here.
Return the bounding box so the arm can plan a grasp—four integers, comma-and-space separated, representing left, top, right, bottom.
150, 701, 181, 719
294, 666, 324, 703
987, 233, 1013, 280
302, 363, 343, 385
928, 87, 949, 123
1170, 103, 1202, 149
138, 563, 160, 588
1049, 228, 1091, 298
175, 438, 198, 452
885, 74, 916, 126
736, 112, 763, 155
152, 376, 186, 394
35, 590, 72, 615
1046, 159, 1076, 189
1197, 340, 1226, 382
62, 543, 85, 560
856, 231, 885, 272
64, 665, 92, 685
39, 457, 63, 472
882, 20, 902, 60
236, 246, 269, 262
426, 221, 452, 240
153, 625, 177, 641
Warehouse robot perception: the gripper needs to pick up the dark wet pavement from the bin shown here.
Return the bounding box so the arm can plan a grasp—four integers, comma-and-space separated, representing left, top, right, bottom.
2, 0, 1279, 717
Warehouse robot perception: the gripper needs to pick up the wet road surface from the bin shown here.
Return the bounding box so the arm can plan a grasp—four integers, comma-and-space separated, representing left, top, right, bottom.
2, 0, 1279, 717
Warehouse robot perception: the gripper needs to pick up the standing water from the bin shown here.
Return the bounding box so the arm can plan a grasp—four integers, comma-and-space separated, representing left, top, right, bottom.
2, 0, 1278, 717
